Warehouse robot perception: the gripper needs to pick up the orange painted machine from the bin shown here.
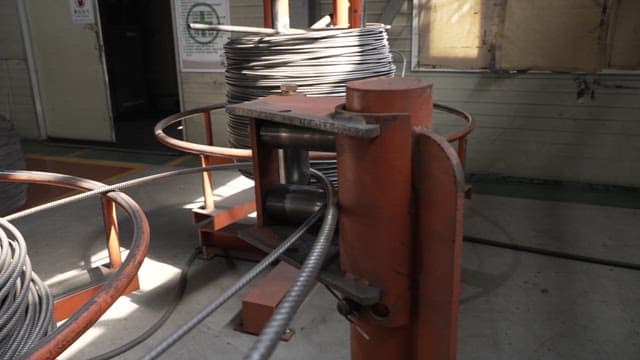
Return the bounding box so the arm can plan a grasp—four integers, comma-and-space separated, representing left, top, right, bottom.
227, 76, 473, 359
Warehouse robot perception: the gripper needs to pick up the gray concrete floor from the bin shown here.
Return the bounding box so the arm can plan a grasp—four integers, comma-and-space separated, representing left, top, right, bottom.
13, 165, 640, 359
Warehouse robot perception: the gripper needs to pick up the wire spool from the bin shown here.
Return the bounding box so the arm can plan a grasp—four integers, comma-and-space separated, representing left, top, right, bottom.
0, 218, 55, 359
224, 25, 396, 184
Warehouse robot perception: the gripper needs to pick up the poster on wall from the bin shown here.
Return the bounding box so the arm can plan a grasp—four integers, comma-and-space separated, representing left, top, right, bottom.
69, 0, 95, 25
175, 0, 231, 72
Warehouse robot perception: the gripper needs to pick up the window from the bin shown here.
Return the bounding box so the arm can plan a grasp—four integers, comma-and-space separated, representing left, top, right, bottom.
414, 0, 640, 72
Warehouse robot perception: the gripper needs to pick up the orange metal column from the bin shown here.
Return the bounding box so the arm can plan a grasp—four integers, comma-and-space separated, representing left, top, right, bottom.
337, 77, 433, 359
349, 0, 363, 28
263, 0, 273, 28
333, 0, 349, 27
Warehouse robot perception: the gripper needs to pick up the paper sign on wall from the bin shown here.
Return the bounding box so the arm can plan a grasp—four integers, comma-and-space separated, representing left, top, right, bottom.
175, 0, 231, 72
69, 0, 95, 25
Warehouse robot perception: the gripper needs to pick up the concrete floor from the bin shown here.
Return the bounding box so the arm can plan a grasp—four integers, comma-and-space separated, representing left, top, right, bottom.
11, 163, 640, 359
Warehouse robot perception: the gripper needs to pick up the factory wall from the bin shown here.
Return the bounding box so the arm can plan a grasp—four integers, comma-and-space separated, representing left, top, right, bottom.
324, 0, 640, 187
0, 0, 39, 139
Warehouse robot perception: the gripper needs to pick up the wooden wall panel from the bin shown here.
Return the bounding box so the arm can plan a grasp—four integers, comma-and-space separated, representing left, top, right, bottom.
416, 0, 503, 69
608, 0, 640, 69
497, 0, 606, 72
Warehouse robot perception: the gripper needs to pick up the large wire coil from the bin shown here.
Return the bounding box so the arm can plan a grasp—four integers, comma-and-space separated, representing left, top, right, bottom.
224, 25, 396, 183
0, 218, 55, 360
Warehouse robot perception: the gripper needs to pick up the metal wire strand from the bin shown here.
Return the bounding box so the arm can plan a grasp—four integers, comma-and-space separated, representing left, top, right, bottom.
244, 169, 338, 360
141, 206, 326, 360
3, 163, 252, 222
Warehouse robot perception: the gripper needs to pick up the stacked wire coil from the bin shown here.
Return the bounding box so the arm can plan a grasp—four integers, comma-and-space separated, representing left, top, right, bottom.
224, 25, 396, 183
0, 218, 55, 360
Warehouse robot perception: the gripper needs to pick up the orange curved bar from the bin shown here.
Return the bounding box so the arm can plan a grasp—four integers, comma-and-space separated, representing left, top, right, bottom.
435, 102, 475, 143
0, 171, 150, 360
154, 103, 335, 160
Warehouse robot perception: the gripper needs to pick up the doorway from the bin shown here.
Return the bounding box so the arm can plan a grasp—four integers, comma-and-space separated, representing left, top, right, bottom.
98, 0, 181, 152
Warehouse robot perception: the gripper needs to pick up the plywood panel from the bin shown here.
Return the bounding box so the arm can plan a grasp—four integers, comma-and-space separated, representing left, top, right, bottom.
608, 0, 640, 69
417, 0, 503, 69
497, 0, 605, 72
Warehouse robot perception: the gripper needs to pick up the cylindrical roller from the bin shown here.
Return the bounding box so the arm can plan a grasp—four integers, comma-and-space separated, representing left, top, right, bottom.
260, 126, 336, 152
264, 184, 326, 224
283, 149, 310, 185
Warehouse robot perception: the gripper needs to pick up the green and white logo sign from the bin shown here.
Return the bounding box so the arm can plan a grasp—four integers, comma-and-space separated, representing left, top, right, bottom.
186, 3, 220, 45
176, 0, 230, 72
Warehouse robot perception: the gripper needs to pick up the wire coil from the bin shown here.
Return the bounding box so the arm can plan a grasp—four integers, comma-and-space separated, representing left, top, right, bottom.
224, 25, 396, 183
0, 218, 55, 360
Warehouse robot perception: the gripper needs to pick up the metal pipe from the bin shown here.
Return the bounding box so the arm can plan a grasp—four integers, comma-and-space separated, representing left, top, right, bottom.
272, 0, 290, 33
283, 149, 310, 185
310, 14, 332, 29
264, 184, 325, 224
333, 0, 349, 27
263, 0, 273, 28
349, 0, 364, 28
188, 23, 307, 35
260, 126, 336, 152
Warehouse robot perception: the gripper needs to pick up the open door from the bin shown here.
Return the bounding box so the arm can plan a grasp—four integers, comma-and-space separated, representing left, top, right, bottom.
26, 0, 114, 142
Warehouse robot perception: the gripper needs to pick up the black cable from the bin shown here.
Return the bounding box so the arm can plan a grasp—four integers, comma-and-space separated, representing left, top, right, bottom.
142, 208, 325, 360
244, 169, 338, 360
464, 236, 640, 272
86, 248, 202, 360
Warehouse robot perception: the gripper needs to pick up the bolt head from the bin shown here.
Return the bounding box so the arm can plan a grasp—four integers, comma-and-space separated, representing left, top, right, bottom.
280, 83, 298, 95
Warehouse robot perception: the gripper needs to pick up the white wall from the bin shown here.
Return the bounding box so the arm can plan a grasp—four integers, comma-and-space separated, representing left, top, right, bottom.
0, 0, 39, 139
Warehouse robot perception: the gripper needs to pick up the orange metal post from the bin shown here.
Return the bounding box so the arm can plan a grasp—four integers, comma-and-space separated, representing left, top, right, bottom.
101, 198, 122, 268
200, 154, 216, 211
337, 77, 433, 359
263, 0, 273, 28
349, 0, 363, 28
333, 0, 349, 27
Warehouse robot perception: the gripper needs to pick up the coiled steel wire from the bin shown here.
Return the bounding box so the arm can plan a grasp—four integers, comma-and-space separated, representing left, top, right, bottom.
0, 218, 55, 360
224, 25, 396, 184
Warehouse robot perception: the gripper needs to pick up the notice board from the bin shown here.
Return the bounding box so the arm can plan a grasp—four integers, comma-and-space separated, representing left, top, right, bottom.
175, 0, 230, 72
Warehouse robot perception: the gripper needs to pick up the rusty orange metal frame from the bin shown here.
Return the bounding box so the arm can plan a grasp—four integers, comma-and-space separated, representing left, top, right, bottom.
340, 78, 467, 359
154, 104, 333, 258
0, 171, 149, 360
